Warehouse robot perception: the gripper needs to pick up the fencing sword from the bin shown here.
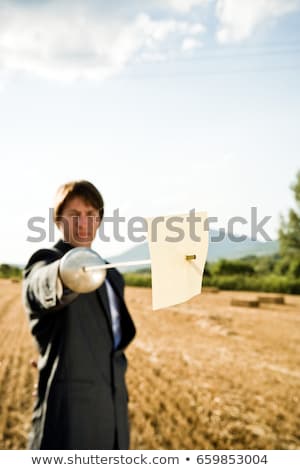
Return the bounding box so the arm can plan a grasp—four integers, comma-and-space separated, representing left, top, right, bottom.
60, 249, 196, 292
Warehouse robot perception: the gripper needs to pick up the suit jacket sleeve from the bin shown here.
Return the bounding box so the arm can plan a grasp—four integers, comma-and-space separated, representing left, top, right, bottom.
23, 248, 78, 314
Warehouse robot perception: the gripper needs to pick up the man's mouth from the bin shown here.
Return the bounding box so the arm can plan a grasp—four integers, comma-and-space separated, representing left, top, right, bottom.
77, 232, 92, 239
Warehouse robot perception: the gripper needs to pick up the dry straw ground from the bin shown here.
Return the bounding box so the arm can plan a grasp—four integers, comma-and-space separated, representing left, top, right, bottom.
0, 279, 299, 450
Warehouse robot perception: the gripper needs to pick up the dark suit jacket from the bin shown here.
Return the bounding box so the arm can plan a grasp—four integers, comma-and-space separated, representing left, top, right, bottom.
23, 240, 136, 450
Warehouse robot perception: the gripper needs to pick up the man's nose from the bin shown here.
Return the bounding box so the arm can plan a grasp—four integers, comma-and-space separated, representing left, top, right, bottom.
78, 214, 89, 228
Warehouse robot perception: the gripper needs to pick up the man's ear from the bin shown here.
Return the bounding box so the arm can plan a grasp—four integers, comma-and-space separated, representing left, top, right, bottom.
56, 216, 68, 235
56, 217, 62, 229
95, 215, 101, 229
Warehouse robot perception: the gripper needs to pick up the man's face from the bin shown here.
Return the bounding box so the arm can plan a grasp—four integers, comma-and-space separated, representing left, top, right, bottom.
58, 196, 101, 247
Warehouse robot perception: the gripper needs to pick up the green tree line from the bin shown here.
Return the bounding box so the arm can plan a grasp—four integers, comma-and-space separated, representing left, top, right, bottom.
0, 264, 22, 280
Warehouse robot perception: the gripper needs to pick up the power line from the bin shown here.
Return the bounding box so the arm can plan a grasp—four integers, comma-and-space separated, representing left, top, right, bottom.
154, 39, 300, 54
140, 47, 300, 65
124, 63, 300, 80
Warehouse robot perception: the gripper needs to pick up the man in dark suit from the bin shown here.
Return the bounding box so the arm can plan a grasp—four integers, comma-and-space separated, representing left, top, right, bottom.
23, 180, 136, 450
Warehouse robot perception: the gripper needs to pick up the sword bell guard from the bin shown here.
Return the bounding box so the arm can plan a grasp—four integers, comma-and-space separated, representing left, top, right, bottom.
59, 247, 106, 293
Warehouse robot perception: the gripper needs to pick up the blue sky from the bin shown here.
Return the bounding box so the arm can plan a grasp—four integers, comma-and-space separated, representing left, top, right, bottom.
0, 0, 299, 264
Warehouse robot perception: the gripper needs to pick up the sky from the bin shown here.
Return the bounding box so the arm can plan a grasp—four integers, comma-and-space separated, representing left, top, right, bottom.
0, 0, 299, 264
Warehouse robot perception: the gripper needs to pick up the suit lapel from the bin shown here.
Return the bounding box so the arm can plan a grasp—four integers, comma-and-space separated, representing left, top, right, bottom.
96, 282, 112, 330
106, 269, 123, 298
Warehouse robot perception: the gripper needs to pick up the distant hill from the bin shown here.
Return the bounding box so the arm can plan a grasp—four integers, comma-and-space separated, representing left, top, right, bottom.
206, 230, 278, 262
107, 230, 279, 271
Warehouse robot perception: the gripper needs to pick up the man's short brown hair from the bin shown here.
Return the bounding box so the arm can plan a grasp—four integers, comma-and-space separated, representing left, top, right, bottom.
53, 180, 104, 224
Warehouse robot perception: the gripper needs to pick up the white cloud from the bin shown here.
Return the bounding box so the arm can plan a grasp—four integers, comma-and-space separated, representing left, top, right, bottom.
216, 0, 300, 43
165, 0, 209, 13
0, 2, 206, 81
181, 37, 202, 51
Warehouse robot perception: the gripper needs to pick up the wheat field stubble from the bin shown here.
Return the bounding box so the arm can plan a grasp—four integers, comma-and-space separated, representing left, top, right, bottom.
0, 279, 299, 450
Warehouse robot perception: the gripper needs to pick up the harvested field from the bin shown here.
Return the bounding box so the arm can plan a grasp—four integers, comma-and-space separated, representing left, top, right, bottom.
0, 279, 299, 450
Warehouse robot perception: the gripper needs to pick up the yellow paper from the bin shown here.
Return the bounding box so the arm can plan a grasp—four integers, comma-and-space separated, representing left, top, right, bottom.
146, 212, 209, 310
